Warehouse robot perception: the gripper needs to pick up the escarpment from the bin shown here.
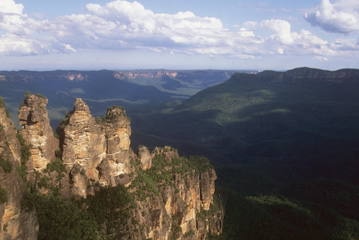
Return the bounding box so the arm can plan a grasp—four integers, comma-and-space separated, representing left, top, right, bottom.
18, 94, 58, 180
57, 98, 134, 197
0, 95, 223, 240
0, 99, 38, 240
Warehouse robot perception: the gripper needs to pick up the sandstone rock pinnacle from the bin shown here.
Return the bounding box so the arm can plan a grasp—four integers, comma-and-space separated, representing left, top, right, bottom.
0, 100, 39, 240
18, 94, 58, 176
59, 99, 134, 197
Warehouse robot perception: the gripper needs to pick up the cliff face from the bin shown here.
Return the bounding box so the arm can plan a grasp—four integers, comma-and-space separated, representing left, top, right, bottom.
127, 147, 223, 240
0, 95, 223, 240
58, 99, 134, 197
0, 101, 38, 240
18, 94, 58, 179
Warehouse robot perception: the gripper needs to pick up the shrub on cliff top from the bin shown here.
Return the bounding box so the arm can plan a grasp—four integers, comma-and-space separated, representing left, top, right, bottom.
16, 132, 30, 164
0, 97, 4, 108
86, 185, 134, 239
16, 132, 31, 180
23, 192, 103, 240
24, 92, 46, 99
0, 96, 10, 117
0, 158, 12, 173
0, 187, 7, 204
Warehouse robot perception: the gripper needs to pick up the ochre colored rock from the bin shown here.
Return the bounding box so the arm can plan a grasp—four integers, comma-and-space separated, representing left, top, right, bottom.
0, 103, 38, 240
59, 99, 134, 197
128, 146, 223, 240
138, 145, 152, 170
1, 96, 223, 239
18, 94, 58, 177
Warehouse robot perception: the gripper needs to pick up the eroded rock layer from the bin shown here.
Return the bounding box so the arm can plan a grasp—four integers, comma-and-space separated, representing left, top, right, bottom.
0, 95, 223, 240
58, 99, 134, 197
0, 101, 38, 240
128, 147, 223, 240
18, 94, 58, 179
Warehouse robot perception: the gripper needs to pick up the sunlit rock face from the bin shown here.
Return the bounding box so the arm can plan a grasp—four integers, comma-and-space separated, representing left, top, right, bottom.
0, 103, 38, 240
138, 145, 152, 170
18, 94, 58, 179
128, 147, 223, 240
0, 96, 223, 239
59, 99, 134, 197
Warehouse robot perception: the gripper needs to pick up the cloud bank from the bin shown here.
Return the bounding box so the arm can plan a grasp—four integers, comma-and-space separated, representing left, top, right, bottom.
305, 0, 359, 33
0, 0, 358, 62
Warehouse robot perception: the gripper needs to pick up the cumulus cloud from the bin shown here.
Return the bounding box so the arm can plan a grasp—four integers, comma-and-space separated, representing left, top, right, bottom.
55, 0, 231, 52
0, 34, 39, 55
0, 0, 73, 55
262, 19, 294, 44
0, 0, 358, 61
261, 19, 335, 57
0, 0, 24, 14
305, 0, 359, 33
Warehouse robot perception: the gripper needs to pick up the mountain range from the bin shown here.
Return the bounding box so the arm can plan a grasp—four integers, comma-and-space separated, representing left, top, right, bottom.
0, 70, 237, 123
132, 67, 359, 239
1, 67, 359, 239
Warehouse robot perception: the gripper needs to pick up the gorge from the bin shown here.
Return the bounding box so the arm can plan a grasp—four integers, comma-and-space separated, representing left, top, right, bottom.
0, 94, 223, 240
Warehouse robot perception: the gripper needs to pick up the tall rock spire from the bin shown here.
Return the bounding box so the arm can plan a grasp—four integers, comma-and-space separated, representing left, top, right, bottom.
0, 99, 38, 240
18, 94, 58, 177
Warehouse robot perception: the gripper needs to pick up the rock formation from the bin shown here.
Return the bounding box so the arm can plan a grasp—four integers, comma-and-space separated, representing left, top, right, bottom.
58, 99, 134, 197
0, 100, 38, 240
0, 95, 223, 240
18, 94, 58, 180
138, 145, 152, 170
128, 147, 223, 239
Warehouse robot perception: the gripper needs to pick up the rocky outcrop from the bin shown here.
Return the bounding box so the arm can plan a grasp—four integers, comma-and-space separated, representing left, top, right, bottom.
0, 101, 38, 240
0, 96, 223, 240
58, 99, 134, 197
59, 98, 106, 197
199, 169, 217, 210
138, 145, 152, 170
100, 106, 133, 186
18, 94, 58, 179
128, 147, 223, 240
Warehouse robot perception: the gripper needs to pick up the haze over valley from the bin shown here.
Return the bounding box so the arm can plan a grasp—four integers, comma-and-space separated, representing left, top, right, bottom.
1, 0, 359, 240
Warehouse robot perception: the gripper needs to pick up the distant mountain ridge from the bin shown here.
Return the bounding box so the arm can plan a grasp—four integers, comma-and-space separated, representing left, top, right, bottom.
133, 66, 359, 172
0, 69, 237, 122
0, 94, 223, 240
132, 66, 359, 239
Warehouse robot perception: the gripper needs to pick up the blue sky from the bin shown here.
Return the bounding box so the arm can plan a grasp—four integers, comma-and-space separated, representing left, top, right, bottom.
1, 0, 359, 70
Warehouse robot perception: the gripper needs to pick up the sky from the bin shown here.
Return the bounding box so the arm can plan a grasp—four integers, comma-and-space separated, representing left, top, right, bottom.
0, 0, 359, 70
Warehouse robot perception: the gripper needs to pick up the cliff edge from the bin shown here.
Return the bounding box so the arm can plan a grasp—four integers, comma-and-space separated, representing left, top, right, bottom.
0, 95, 223, 240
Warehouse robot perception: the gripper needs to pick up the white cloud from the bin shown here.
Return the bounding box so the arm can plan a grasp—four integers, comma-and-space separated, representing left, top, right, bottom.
0, 34, 41, 55
0, 0, 24, 14
50, 0, 260, 57
262, 19, 294, 44
260, 19, 335, 57
305, 0, 359, 33
0, 0, 358, 62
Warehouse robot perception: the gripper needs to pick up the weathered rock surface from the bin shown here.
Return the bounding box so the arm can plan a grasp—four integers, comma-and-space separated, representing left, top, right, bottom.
58, 99, 134, 197
1, 96, 223, 240
0, 102, 38, 240
101, 106, 133, 186
18, 94, 58, 178
127, 146, 223, 240
138, 145, 152, 170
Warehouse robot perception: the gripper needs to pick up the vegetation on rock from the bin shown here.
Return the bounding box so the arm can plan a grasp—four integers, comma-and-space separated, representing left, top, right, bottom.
0, 158, 12, 173
23, 192, 103, 240
0, 187, 7, 204
1, 94, 222, 240
16, 132, 30, 179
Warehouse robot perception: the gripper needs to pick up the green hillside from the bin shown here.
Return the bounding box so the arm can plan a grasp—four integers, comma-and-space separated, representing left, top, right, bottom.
132, 67, 359, 239
0, 70, 235, 123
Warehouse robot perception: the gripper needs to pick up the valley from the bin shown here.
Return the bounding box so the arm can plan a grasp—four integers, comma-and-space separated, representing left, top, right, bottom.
1, 68, 359, 239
